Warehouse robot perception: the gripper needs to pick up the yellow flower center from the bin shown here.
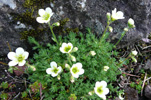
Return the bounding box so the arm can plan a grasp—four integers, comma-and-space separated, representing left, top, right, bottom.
43, 12, 50, 20
97, 86, 103, 94
64, 45, 71, 52
52, 67, 59, 74
72, 67, 79, 74
17, 55, 25, 62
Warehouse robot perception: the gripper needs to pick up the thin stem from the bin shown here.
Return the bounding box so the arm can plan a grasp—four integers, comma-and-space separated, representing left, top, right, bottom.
117, 55, 131, 67
114, 31, 127, 47
0, 61, 8, 65
48, 22, 58, 45
67, 54, 72, 65
99, 22, 110, 44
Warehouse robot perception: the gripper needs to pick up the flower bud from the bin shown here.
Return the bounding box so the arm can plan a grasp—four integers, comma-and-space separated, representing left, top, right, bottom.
70, 76, 74, 83
128, 18, 135, 28
131, 50, 138, 56
65, 63, 70, 69
131, 56, 137, 63
53, 22, 60, 26
106, 13, 111, 20
57, 75, 61, 80
72, 47, 78, 52
124, 28, 129, 32
103, 66, 109, 71
90, 51, 96, 56
88, 91, 94, 96
70, 55, 76, 62
30, 65, 36, 71
108, 26, 113, 32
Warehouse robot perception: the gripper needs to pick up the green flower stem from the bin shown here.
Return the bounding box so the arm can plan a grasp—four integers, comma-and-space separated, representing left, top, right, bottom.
114, 31, 127, 48
117, 55, 131, 67
48, 22, 58, 45
68, 54, 72, 65
99, 22, 110, 44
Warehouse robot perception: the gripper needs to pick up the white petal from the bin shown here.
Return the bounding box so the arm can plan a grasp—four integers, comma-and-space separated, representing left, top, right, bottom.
60, 47, 65, 53
36, 17, 45, 23
62, 43, 68, 47
112, 8, 117, 15
72, 73, 79, 78
67, 43, 73, 52
50, 61, 57, 68
8, 61, 18, 66
58, 66, 62, 73
38, 9, 45, 16
76, 63, 82, 69
95, 81, 101, 87
98, 94, 106, 100
45, 7, 53, 16
117, 11, 124, 19
18, 60, 26, 66
46, 68, 52, 74
23, 51, 29, 59
16, 47, 24, 55
103, 88, 109, 95
100, 81, 107, 88
51, 73, 58, 77
79, 68, 84, 75
7, 52, 17, 60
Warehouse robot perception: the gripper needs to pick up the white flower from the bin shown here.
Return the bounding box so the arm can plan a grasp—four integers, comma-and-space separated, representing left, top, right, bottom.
103, 66, 109, 71
94, 81, 109, 100
128, 18, 135, 28
70, 63, 84, 78
7, 47, 29, 66
46, 61, 62, 77
132, 50, 138, 56
111, 8, 124, 21
60, 43, 73, 53
90, 51, 96, 56
36, 7, 54, 23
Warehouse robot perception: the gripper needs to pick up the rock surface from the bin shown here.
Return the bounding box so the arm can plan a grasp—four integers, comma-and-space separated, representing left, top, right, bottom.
0, 0, 151, 56
144, 85, 151, 99
124, 87, 139, 100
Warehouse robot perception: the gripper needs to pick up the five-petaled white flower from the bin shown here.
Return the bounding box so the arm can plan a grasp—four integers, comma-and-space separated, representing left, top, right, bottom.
70, 63, 84, 78
46, 61, 62, 77
7, 47, 29, 66
60, 43, 73, 53
36, 7, 54, 23
94, 81, 109, 100
111, 8, 124, 21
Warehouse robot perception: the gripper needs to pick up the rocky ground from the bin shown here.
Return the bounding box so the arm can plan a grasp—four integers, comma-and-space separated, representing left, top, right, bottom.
0, 0, 151, 100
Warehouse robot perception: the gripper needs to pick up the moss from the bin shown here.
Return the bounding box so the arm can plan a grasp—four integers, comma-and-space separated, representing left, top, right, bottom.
53, 18, 79, 35
11, 0, 79, 40
20, 29, 46, 40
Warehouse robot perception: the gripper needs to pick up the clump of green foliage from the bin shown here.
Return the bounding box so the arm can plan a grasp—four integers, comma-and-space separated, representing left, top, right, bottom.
27, 29, 121, 99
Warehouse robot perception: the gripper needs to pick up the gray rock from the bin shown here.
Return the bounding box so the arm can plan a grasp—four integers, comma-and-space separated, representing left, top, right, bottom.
144, 85, 151, 99
0, 0, 151, 56
124, 87, 139, 100
144, 59, 151, 70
